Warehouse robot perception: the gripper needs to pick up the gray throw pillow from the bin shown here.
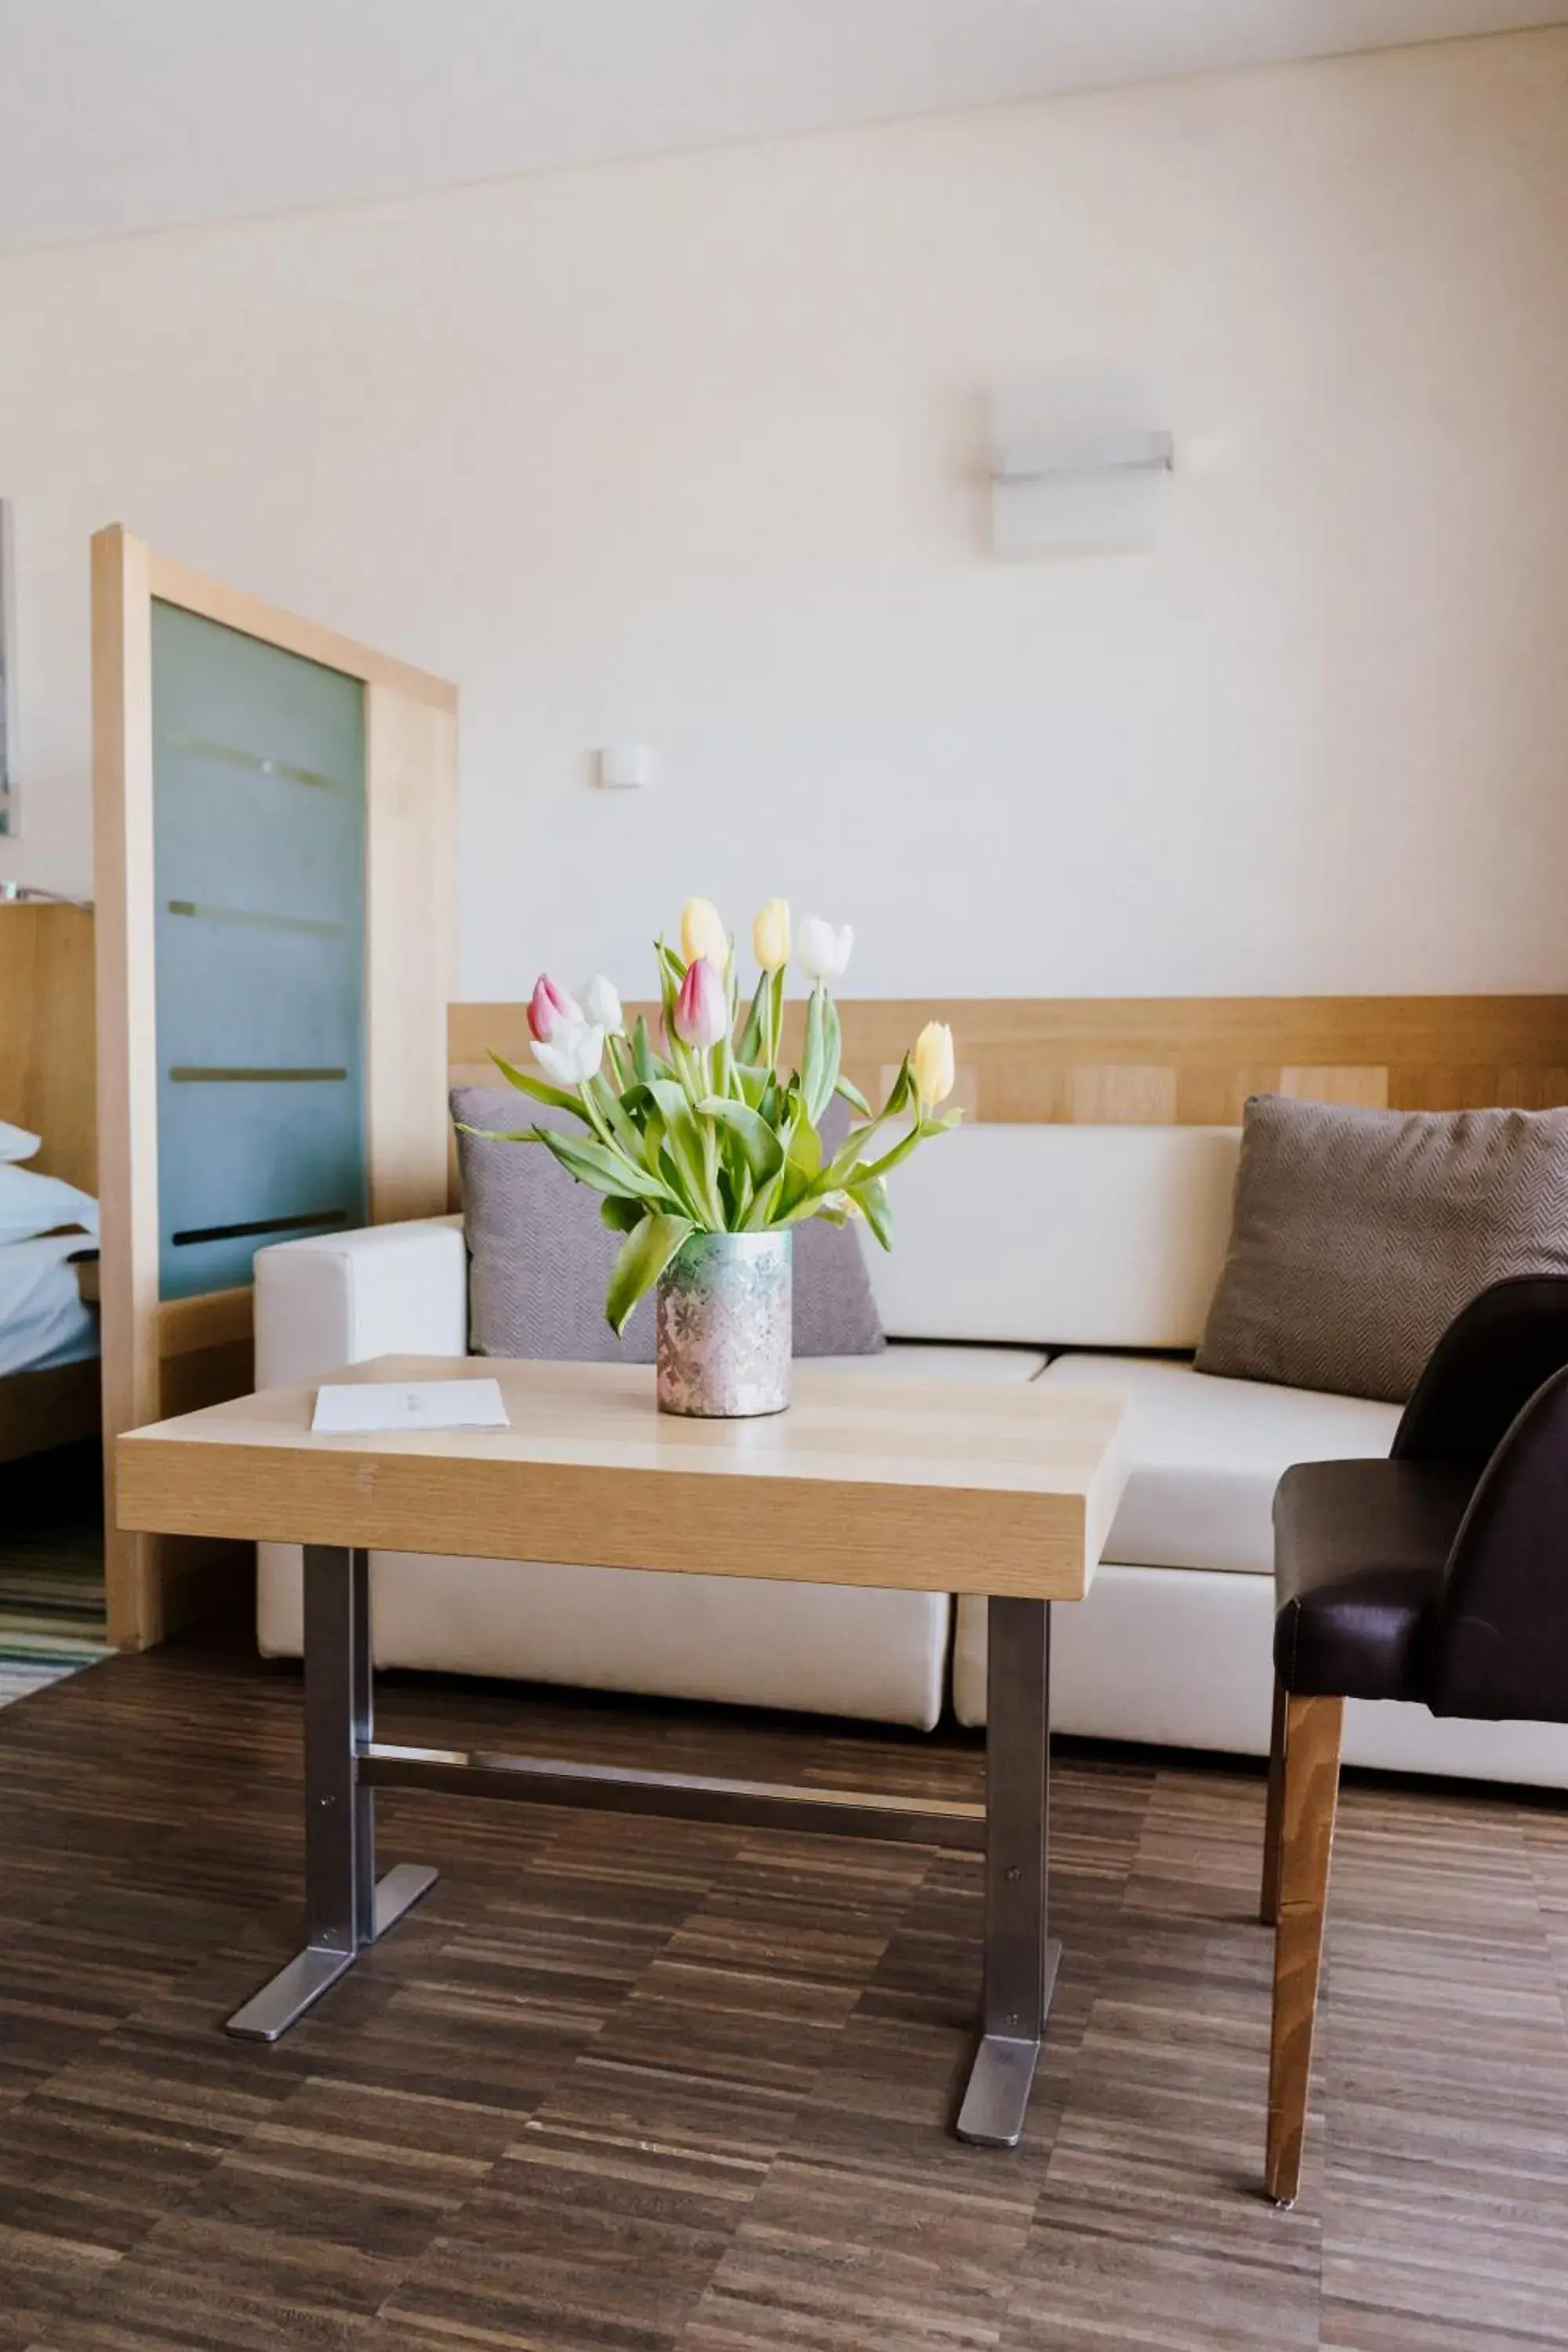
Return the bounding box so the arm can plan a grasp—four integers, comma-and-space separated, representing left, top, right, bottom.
452, 1087, 884, 1363
1196, 1095, 1568, 1403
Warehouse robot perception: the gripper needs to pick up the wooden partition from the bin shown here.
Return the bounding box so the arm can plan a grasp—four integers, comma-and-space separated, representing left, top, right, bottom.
450, 993, 1568, 1138
93, 527, 459, 1649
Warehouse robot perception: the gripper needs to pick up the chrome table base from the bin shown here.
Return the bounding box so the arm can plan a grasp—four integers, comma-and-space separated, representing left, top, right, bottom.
230, 1549, 1058, 2144
955, 1594, 1056, 2148
227, 1864, 437, 2042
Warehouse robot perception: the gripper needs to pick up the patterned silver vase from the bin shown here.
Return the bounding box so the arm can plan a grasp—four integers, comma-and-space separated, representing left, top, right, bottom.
655, 1231, 793, 1418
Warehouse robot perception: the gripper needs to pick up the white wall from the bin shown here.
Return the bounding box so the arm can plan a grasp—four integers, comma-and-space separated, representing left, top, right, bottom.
1, 28, 1565, 1000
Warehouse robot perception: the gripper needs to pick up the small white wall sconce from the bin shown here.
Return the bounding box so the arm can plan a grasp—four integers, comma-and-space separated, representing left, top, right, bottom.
597, 742, 659, 790
989, 382, 1173, 557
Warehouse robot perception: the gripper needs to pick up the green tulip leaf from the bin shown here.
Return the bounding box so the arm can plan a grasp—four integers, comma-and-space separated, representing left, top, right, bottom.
822, 990, 843, 1116
697, 1097, 786, 1185
743, 1171, 783, 1229
455, 1123, 547, 1145
488, 1052, 590, 1121
844, 1119, 928, 1189
606, 1212, 693, 1335
737, 972, 769, 1065
534, 1124, 674, 1206
801, 983, 829, 1124
771, 1094, 821, 1215
848, 1172, 892, 1249
655, 938, 687, 1004
584, 1072, 641, 1156
644, 1078, 723, 1228
631, 1014, 661, 1087
641, 1108, 666, 1178
786, 1101, 821, 1181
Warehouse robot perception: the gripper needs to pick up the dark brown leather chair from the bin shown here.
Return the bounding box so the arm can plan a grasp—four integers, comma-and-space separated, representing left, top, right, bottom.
1259, 1275, 1568, 2205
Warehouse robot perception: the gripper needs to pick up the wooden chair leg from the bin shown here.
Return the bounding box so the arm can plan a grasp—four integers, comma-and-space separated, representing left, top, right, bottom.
1265, 1692, 1343, 2208
1259, 1673, 1288, 1926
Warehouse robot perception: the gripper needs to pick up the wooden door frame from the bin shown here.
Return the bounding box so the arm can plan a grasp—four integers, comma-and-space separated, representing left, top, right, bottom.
92, 524, 459, 1649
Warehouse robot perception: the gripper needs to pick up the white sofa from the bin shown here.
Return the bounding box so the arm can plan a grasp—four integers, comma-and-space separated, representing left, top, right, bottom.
255, 1123, 1568, 1788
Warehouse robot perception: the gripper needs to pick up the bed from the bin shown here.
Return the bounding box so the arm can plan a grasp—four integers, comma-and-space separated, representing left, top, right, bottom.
0, 899, 99, 1463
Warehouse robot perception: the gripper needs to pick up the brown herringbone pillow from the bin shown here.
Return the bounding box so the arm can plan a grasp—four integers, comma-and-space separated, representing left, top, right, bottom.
1196, 1096, 1568, 1402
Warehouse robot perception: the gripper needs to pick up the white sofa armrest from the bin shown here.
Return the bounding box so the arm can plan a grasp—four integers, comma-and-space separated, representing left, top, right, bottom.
254, 1216, 468, 1385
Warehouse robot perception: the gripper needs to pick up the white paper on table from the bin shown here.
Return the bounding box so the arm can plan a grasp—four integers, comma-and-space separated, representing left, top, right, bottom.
311, 1378, 510, 1434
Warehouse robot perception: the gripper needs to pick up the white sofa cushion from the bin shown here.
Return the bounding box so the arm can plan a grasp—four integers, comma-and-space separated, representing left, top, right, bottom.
858, 1123, 1242, 1350
254, 1215, 468, 1384
1039, 1351, 1402, 1577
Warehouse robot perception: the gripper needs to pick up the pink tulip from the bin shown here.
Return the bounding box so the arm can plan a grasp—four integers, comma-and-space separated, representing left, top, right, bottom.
673, 955, 728, 1051
527, 973, 582, 1043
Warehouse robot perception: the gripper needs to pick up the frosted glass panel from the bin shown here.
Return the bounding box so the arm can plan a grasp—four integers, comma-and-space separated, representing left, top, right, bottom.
151, 601, 367, 1301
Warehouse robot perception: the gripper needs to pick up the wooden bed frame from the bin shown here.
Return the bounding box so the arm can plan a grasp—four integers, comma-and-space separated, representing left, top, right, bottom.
0, 1355, 99, 1468
0, 898, 99, 1464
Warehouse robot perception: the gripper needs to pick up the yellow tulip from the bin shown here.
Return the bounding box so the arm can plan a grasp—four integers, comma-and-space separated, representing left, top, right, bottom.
752, 898, 791, 973
912, 1020, 956, 1109
680, 896, 730, 971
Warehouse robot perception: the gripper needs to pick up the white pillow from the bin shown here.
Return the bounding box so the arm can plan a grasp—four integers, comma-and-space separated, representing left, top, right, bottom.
0, 1120, 40, 1163
0, 1162, 99, 1246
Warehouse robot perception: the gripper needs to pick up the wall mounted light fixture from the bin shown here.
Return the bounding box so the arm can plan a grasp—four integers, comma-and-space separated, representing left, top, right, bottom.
992, 428, 1174, 485
989, 383, 1173, 558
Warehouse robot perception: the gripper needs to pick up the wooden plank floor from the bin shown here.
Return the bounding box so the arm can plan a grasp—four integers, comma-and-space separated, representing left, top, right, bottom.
0, 1630, 1564, 2350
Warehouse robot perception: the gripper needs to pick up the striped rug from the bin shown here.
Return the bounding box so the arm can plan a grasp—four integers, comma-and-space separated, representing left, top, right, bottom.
0, 1440, 110, 1707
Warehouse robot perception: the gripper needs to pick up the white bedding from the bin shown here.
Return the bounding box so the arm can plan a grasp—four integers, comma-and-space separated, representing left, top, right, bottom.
0, 1233, 99, 1377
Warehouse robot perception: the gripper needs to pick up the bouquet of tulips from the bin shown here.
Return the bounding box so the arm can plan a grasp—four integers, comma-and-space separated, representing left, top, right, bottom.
484, 897, 959, 1335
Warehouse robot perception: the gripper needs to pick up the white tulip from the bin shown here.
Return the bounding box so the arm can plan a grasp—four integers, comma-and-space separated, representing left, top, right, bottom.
797, 915, 854, 983
533, 1021, 605, 1088
578, 975, 624, 1034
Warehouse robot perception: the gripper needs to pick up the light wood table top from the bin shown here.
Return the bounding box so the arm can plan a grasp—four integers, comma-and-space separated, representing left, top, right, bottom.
116, 1355, 1131, 1601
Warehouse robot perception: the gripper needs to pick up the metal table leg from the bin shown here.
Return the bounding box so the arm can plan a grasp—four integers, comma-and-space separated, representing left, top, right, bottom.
227, 1545, 437, 2041
956, 1595, 1057, 2148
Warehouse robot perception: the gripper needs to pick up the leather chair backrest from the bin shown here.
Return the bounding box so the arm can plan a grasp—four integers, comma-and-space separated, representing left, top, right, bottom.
1394, 1274, 1568, 1472
1427, 1361, 1568, 1722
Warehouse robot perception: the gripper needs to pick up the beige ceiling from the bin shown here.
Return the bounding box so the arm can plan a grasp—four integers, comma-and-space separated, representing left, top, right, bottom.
2, 0, 1564, 253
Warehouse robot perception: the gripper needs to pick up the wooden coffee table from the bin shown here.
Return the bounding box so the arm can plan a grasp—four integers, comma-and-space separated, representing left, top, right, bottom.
116, 1356, 1130, 2148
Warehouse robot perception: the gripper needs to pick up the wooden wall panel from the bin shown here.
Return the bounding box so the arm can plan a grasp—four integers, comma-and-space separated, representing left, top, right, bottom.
1279, 1066, 1390, 1110
451, 996, 1568, 1135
